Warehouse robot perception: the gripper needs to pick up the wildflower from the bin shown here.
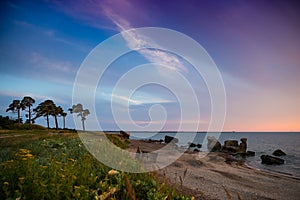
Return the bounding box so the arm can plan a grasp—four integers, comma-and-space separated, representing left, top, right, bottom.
40, 165, 48, 169
108, 169, 119, 175
26, 154, 34, 158
74, 185, 80, 189
61, 174, 66, 178
60, 168, 66, 172
22, 158, 27, 161
4, 182, 9, 186
18, 177, 25, 183
55, 161, 62, 165
67, 158, 75, 162
61, 153, 67, 156
6, 160, 14, 163
20, 149, 30, 154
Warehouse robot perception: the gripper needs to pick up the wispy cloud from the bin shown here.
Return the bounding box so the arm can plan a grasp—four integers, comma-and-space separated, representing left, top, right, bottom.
100, 89, 175, 106
0, 90, 68, 105
29, 52, 75, 74
101, 0, 188, 74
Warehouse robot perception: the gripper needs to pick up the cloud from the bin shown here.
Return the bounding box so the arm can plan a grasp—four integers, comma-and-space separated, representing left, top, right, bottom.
0, 90, 68, 105
29, 52, 75, 74
101, 0, 188, 74
99, 88, 175, 106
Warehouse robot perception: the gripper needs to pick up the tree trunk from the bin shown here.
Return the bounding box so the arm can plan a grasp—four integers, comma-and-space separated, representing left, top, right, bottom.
28, 105, 31, 129
46, 114, 50, 129
54, 115, 58, 130
17, 109, 20, 126
82, 119, 85, 131
63, 116, 66, 129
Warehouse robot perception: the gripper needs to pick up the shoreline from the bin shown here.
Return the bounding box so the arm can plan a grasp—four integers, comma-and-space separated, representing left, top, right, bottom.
128, 139, 300, 200
244, 161, 300, 181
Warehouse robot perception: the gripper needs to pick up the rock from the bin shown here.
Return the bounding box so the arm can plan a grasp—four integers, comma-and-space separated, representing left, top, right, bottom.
120, 130, 130, 139
207, 136, 221, 151
240, 151, 255, 157
164, 135, 178, 144
246, 151, 255, 156
273, 149, 286, 156
194, 148, 200, 152
189, 142, 197, 147
239, 138, 247, 153
261, 155, 284, 165
188, 143, 202, 148
224, 140, 239, 147
225, 146, 240, 153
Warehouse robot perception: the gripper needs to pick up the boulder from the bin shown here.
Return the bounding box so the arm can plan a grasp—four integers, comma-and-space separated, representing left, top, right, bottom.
120, 130, 130, 139
207, 136, 221, 151
164, 135, 178, 144
246, 150, 255, 156
189, 142, 197, 147
224, 140, 239, 147
261, 155, 284, 165
239, 138, 247, 153
197, 144, 202, 148
273, 149, 286, 156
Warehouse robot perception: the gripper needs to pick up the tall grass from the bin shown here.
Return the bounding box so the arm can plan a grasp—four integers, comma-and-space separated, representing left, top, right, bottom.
0, 132, 193, 199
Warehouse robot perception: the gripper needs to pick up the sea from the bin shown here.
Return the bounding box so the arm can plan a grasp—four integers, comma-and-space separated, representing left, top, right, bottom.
129, 132, 300, 178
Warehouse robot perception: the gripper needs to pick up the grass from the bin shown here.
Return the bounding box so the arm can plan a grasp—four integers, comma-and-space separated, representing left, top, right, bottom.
0, 130, 193, 200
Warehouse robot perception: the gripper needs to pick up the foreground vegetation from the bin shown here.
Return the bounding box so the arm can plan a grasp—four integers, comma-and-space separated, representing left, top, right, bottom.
0, 130, 193, 200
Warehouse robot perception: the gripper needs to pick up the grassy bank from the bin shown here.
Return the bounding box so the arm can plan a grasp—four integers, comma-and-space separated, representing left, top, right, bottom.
0, 130, 193, 200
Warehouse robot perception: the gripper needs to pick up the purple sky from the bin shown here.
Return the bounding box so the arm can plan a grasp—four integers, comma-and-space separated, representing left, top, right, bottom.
0, 0, 299, 131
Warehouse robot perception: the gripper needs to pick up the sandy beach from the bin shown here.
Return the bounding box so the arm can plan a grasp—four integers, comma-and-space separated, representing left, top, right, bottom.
128, 140, 300, 200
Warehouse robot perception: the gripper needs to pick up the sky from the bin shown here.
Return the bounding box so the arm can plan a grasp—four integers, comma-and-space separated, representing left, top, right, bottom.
0, 0, 299, 131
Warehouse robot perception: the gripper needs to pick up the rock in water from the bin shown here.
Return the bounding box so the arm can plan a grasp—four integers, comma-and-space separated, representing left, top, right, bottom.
273, 149, 286, 156
224, 140, 239, 147
164, 135, 178, 144
239, 138, 247, 153
207, 136, 221, 151
261, 155, 285, 165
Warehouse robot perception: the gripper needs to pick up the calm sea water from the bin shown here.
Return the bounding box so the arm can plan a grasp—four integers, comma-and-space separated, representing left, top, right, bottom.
130, 132, 300, 178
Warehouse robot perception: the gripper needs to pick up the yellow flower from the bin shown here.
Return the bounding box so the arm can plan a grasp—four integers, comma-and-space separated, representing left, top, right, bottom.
61, 174, 66, 178
74, 185, 80, 189
3, 182, 9, 186
20, 149, 30, 154
61, 153, 67, 156
67, 158, 75, 162
40, 165, 48, 169
22, 158, 27, 161
108, 169, 119, 175
18, 177, 25, 182
55, 161, 62, 165
6, 160, 14, 163
26, 154, 34, 158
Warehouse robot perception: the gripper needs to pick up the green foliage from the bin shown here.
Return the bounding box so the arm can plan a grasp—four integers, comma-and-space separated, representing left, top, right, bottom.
106, 133, 130, 149
0, 133, 193, 200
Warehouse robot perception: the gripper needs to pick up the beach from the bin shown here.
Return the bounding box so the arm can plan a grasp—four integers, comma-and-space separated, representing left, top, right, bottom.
128, 140, 300, 200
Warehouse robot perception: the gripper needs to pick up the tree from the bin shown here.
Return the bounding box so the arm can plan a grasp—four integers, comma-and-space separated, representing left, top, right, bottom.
51, 106, 63, 130
21, 96, 35, 127
33, 100, 55, 129
69, 103, 90, 131
6, 100, 24, 126
61, 112, 67, 129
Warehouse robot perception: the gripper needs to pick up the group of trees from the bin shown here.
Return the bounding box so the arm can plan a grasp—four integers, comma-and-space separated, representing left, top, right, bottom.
6, 96, 89, 131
